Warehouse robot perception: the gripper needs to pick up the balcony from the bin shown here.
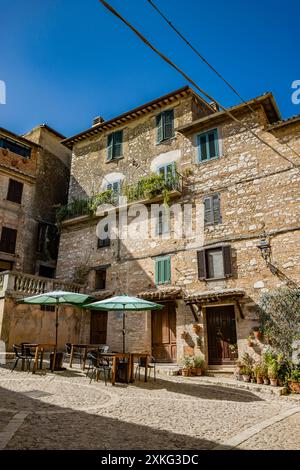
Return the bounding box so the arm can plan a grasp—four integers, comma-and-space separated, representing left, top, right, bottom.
57, 172, 183, 224
0, 270, 85, 299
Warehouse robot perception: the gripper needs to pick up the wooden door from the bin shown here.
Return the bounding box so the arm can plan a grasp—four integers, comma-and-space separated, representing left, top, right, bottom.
206, 305, 237, 365
90, 311, 107, 344
152, 302, 177, 362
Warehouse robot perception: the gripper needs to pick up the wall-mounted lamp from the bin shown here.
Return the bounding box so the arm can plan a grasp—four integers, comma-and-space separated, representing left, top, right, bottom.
257, 232, 271, 261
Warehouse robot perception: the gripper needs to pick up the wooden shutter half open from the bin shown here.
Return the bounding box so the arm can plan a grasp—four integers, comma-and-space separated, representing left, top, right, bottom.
222, 245, 233, 277
197, 250, 206, 280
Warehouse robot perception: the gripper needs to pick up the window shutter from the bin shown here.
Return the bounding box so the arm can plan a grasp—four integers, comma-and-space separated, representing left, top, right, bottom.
107, 133, 113, 160
107, 183, 112, 190
164, 257, 171, 283
213, 193, 221, 224
203, 196, 212, 225
112, 181, 120, 193
155, 260, 160, 284
164, 110, 174, 140
213, 129, 219, 157
222, 245, 233, 277
156, 113, 163, 143
197, 250, 206, 280
0, 227, 17, 254
114, 131, 123, 158
199, 134, 207, 161
7, 180, 23, 204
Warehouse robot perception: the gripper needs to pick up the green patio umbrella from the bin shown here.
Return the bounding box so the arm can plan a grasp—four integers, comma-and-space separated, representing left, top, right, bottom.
18, 291, 94, 348
84, 295, 163, 353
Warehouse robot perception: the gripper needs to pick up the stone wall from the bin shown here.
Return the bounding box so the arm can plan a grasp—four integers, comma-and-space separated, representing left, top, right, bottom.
56, 96, 300, 365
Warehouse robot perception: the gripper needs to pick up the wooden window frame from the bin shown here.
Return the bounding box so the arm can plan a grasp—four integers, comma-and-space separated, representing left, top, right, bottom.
197, 245, 232, 280
6, 179, 23, 204
0, 227, 17, 254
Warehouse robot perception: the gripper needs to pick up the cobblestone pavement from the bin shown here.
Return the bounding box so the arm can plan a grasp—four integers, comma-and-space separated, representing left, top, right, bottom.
0, 365, 299, 450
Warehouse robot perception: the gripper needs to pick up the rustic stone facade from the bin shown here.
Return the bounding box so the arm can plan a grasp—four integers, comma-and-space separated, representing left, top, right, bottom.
56, 88, 300, 365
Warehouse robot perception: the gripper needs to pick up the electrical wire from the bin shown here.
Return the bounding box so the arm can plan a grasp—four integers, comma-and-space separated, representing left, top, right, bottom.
146, 0, 300, 160
98, 0, 300, 169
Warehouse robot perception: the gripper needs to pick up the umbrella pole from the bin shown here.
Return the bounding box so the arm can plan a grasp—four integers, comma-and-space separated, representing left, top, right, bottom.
55, 298, 59, 349
122, 308, 126, 354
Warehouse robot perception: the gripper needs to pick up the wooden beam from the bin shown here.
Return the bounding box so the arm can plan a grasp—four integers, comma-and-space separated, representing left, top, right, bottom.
236, 300, 244, 319
189, 304, 199, 322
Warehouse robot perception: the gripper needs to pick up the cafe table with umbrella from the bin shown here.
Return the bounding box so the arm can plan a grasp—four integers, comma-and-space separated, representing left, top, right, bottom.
18, 291, 94, 349
84, 295, 163, 353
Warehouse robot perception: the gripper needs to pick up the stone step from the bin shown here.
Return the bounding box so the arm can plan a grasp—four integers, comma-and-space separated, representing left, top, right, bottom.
155, 364, 180, 376
206, 368, 235, 378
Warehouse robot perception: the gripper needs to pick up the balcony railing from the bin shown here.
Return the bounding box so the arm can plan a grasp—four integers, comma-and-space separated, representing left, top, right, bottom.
57, 172, 183, 223
0, 270, 84, 298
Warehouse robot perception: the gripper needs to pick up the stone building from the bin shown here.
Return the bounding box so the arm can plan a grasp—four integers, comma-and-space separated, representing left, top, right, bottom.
54, 85, 300, 369
0, 124, 72, 349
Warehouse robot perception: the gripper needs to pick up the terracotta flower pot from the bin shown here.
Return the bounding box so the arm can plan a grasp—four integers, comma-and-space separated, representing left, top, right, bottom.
288, 381, 300, 394
191, 368, 197, 376
270, 378, 278, 387
195, 367, 202, 376
242, 375, 250, 382
263, 378, 270, 385
256, 376, 263, 384
181, 369, 191, 377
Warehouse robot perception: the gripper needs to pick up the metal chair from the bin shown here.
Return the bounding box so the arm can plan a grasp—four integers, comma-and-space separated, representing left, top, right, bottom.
11, 344, 33, 373
135, 355, 156, 381
88, 353, 111, 385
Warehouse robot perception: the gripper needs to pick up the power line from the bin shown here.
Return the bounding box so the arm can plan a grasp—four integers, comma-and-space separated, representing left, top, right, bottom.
98, 0, 299, 169
146, 0, 300, 160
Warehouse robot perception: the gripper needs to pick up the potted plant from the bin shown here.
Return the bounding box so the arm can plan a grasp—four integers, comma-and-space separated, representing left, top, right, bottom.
240, 366, 251, 382
181, 356, 192, 377
247, 335, 254, 347
253, 363, 264, 384
192, 356, 205, 376
288, 368, 300, 394
262, 364, 269, 385
252, 327, 262, 340
268, 361, 278, 387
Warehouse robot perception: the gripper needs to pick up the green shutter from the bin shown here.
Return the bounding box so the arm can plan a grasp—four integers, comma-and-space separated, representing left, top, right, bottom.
114, 130, 123, 158
155, 259, 159, 284
156, 113, 163, 143
164, 257, 171, 283
107, 133, 113, 160
164, 110, 174, 140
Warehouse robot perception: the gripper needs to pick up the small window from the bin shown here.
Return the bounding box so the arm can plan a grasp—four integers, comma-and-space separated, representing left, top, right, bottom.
107, 180, 121, 193
155, 256, 171, 285
203, 193, 221, 225
197, 245, 232, 280
95, 268, 106, 290
156, 110, 174, 143
158, 162, 175, 181
197, 128, 219, 162
0, 137, 31, 159
107, 130, 123, 160
155, 210, 170, 236
6, 179, 23, 204
97, 224, 110, 248
0, 227, 17, 254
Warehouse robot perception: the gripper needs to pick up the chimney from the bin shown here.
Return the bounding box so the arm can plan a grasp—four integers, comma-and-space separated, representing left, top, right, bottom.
209, 101, 219, 112
92, 116, 105, 126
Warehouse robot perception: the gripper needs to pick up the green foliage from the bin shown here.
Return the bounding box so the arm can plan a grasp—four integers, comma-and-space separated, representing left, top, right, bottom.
88, 190, 114, 213
123, 173, 176, 205
253, 362, 263, 378
181, 356, 193, 369
259, 288, 300, 357
288, 366, 300, 383
193, 356, 205, 369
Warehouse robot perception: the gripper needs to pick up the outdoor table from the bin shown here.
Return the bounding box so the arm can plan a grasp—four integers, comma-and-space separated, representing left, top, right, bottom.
69, 343, 100, 370
100, 353, 132, 386
25, 343, 57, 374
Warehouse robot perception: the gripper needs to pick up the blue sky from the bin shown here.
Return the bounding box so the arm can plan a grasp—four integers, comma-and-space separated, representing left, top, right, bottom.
0, 0, 299, 137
